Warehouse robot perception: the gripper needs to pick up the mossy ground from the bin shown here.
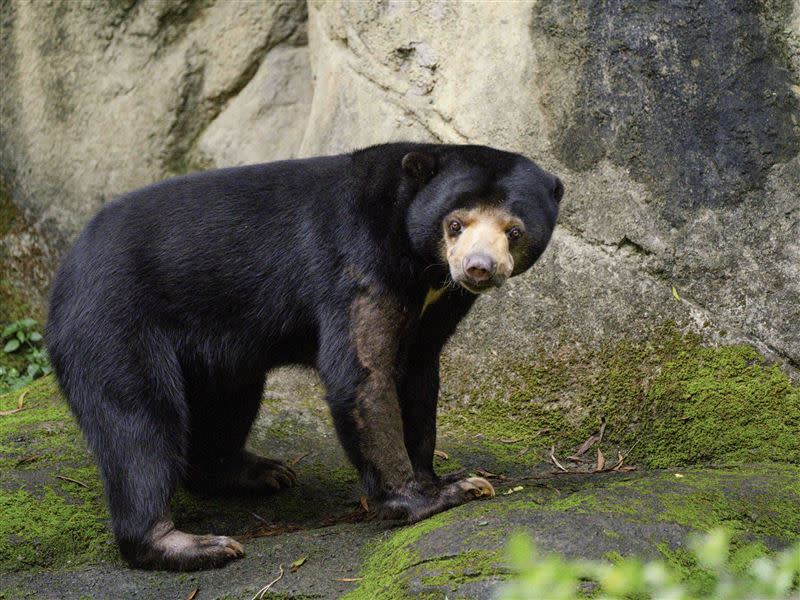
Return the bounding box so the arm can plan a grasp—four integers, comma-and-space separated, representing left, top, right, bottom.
1, 327, 799, 598
0, 378, 114, 572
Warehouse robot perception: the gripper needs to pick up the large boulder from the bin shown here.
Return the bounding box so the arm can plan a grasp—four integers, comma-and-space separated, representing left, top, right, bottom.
0, 0, 308, 248
0, 0, 798, 374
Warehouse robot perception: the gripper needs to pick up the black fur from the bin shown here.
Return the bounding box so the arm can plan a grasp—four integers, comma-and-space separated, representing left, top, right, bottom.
46, 142, 561, 569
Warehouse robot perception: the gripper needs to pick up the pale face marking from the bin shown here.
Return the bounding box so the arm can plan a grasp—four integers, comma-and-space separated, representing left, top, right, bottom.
441, 206, 523, 293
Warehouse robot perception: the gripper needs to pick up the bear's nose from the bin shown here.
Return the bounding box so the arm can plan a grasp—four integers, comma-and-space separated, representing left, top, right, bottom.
463, 254, 496, 283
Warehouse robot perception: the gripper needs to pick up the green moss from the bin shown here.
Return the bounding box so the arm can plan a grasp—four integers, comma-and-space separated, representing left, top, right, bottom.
603, 550, 624, 563
441, 325, 800, 469
656, 544, 717, 596
0, 377, 115, 571
642, 345, 800, 467
0, 472, 113, 571
417, 549, 504, 587
343, 511, 458, 600
528, 465, 800, 544
0, 377, 88, 468
0, 588, 39, 600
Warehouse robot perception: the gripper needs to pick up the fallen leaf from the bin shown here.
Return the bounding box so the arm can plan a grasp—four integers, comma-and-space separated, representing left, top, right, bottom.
499, 438, 522, 444
0, 408, 25, 416
56, 475, 89, 488
612, 451, 625, 471
359, 495, 370, 512
334, 578, 363, 583
517, 447, 530, 457
573, 418, 606, 457
573, 435, 600, 457
433, 449, 449, 460
184, 588, 199, 600
611, 440, 640, 471
288, 452, 308, 466
290, 556, 307, 573
15, 455, 40, 467
672, 285, 681, 301
596, 448, 606, 472
503, 485, 524, 495
549, 446, 569, 473
17, 390, 27, 409
674, 473, 684, 478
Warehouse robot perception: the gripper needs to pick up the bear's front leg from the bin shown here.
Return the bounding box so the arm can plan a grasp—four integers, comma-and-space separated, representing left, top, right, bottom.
318, 292, 494, 522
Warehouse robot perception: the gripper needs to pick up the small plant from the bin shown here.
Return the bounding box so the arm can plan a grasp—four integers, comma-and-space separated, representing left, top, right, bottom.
501, 528, 800, 600
1, 318, 51, 391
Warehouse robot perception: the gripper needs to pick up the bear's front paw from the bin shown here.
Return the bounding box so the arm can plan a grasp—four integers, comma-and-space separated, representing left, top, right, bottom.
377, 476, 495, 522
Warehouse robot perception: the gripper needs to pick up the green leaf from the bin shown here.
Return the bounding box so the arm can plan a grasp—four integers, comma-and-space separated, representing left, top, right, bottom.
3, 339, 20, 353
20, 318, 37, 329
290, 556, 307, 572
16, 331, 27, 342
29, 332, 43, 342
27, 364, 41, 377
2, 323, 18, 337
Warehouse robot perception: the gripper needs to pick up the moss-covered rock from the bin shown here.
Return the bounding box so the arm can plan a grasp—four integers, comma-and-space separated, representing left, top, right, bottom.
345, 465, 800, 599
441, 326, 800, 470
1, 333, 798, 597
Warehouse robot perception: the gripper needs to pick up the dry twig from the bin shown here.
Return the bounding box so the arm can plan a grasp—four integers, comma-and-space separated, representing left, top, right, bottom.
252, 565, 284, 600
56, 475, 89, 488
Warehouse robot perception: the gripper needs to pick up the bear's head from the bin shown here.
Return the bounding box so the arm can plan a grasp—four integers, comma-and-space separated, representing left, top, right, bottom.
404, 146, 562, 294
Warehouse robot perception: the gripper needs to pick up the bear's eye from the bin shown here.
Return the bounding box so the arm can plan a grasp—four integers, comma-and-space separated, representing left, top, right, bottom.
507, 227, 522, 241
448, 220, 462, 235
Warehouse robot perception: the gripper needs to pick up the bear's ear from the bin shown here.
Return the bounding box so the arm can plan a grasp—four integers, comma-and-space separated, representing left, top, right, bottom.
553, 176, 564, 203
401, 151, 437, 184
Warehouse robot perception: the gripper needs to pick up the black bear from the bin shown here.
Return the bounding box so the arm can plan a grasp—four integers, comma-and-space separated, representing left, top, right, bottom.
46, 143, 562, 571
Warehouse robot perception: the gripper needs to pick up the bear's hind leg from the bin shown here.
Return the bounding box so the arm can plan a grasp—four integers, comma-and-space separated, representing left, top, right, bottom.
60, 336, 244, 571
185, 377, 297, 495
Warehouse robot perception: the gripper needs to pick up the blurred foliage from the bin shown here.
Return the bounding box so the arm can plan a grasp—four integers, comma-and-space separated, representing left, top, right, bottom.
0, 319, 51, 392
501, 528, 800, 600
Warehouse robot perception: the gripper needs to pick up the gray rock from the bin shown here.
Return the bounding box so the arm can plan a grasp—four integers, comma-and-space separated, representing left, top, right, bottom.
1, 0, 798, 373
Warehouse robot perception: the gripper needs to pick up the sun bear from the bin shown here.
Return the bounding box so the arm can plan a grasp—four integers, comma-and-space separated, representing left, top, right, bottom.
46, 143, 562, 571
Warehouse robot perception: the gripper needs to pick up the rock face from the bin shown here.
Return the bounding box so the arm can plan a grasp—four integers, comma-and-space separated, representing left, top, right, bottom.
1, 1, 799, 369
2, 4, 799, 597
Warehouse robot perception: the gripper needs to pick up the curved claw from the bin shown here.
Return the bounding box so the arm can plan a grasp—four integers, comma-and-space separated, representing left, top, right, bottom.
460, 476, 496, 498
